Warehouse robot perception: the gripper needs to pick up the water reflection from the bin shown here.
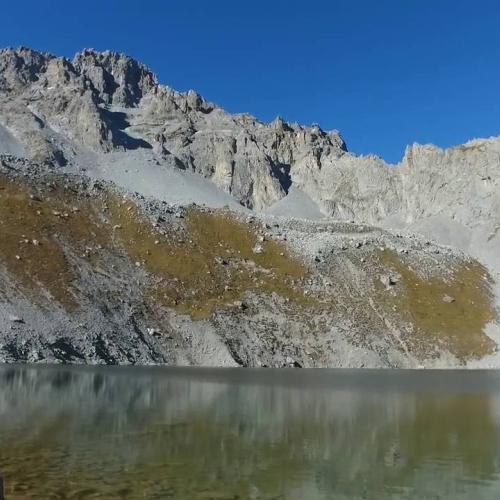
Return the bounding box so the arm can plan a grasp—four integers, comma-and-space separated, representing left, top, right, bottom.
0, 366, 500, 499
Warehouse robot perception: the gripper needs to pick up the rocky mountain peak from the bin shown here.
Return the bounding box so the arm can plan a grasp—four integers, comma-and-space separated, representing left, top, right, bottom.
271, 116, 292, 132
0, 47, 56, 93
0, 46, 498, 238
73, 48, 158, 106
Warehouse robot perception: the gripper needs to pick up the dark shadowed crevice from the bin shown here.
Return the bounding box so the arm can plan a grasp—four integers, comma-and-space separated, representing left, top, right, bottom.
101, 109, 152, 150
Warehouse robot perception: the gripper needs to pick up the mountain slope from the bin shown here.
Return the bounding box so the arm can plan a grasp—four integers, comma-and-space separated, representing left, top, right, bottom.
0, 46, 499, 367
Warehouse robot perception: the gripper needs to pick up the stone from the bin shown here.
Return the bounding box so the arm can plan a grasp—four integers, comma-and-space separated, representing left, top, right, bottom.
252, 243, 264, 254
380, 275, 398, 288
8, 315, 24, 323
147, 328, 161, 337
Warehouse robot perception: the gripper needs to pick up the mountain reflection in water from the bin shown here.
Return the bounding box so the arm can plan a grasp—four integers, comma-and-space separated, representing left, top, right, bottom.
0, 366, 500, 499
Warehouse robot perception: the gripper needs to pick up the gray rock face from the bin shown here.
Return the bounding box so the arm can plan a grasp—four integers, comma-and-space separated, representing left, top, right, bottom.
0, 47, 498, 256
0, 47, 114, 164
2, 47, 497, 236
0, 46, 53, 92
73, 49, 158, 107
293, 141, 500, 228
0, 47, 348, 210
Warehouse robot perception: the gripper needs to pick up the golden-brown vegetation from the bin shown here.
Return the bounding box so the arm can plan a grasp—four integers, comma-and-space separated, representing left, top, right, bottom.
107, 200, 313, 319
374, 249, 496, 360
0, 174, 313, 318
0, 176, 108, 309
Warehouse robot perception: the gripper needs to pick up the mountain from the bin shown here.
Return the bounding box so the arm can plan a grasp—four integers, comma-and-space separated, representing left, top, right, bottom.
0, 46, 498, 367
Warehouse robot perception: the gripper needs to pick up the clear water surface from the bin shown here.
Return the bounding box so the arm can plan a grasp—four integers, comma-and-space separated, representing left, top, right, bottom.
1, 365, 500, 499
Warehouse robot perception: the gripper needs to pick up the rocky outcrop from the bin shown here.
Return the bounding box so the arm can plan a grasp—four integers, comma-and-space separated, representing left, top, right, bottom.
0, 48, 115, 163
291, 140, 500, 226
73, 49, 158, 106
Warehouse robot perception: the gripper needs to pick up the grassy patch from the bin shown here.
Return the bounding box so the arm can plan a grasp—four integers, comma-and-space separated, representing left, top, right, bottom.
0, 175, 313, 319
0, 175, 109, 309
374, 249, 496, 360
107, 201, 312, 319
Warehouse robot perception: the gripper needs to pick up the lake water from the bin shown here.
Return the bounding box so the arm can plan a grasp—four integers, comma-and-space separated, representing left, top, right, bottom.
1, 367, 500, 499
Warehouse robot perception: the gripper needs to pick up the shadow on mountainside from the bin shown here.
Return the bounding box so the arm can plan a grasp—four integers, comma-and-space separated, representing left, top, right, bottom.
102, 109, 152, 150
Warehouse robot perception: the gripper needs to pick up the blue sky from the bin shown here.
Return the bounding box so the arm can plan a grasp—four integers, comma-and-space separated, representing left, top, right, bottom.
2, 0, 500, 163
